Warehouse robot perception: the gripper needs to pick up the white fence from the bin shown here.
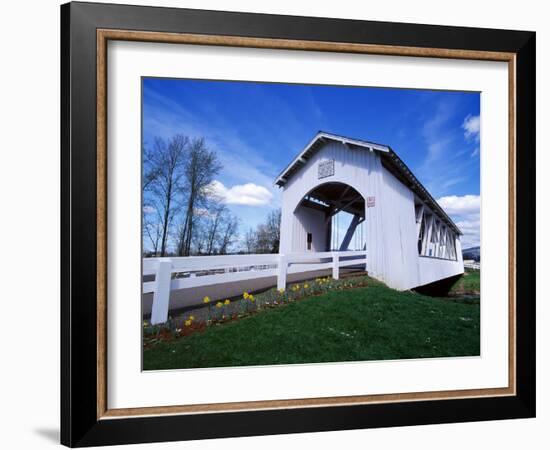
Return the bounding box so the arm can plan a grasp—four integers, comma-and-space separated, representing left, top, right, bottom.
463, 260, 481, 270
143, 251, 367, 324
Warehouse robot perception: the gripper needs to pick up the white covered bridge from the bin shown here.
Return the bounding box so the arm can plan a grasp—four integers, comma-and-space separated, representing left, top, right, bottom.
276, 131, 463, 291
144, 132, 463, 324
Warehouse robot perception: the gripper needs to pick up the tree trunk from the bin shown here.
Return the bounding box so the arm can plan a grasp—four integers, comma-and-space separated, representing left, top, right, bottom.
160, 181, 172, 256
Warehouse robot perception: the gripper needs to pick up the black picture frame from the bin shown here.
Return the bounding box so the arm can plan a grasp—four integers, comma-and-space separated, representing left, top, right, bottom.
61, 1, 535, 447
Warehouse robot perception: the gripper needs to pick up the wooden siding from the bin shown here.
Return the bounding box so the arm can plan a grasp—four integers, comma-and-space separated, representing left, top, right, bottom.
279, 141, 464, 291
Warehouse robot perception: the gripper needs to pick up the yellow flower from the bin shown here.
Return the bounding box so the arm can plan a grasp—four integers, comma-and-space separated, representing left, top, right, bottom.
278, 288, 285, 294
243, 292, 249, 299
224, 299, 230, 305
189, 315, 195, 321
143, 321, 148, 327
184, 320, 192, 327
216, 302, 223, 308
304, 283, 309, 289
295, 284, 300, 289
203, 296, 210, 303
249, 295, 255, 302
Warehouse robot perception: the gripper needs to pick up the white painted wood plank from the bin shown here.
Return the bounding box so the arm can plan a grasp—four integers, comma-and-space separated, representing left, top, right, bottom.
150, 260, 172, 325
287, 262, 333, 273
338, 259, 367, 268
332, 253, 340, 280
143, 281, 155, 294
170, 269, 279, 290
277, 255, 287, 290
142, 259, 158, 275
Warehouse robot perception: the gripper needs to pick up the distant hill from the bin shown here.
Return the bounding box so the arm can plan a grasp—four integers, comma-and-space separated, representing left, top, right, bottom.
462, 246, 480, 262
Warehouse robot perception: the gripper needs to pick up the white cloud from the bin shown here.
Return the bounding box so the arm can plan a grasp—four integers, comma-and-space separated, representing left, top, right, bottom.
455, 221, 480, 250
209, 180, 273, 206
194, 207, 214, 218
142, 205, 156, 214
471, 147, 480, 158
437, 194, 480, 249
462, 114, 480, 142
436, 194, 480, 216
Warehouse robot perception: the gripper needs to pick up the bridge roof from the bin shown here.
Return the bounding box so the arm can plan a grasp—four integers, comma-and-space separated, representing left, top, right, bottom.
274, 131, 462, 235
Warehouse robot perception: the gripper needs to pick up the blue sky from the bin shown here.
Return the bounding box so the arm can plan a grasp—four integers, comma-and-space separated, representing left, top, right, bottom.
142, 78, 481, 249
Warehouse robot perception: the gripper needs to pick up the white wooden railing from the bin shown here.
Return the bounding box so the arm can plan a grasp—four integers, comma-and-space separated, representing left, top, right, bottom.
463, 260, 480, 270
143, 251, 367, 324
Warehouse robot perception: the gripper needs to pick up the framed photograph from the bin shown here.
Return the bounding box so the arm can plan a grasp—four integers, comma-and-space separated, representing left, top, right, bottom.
61, 1, 535, 447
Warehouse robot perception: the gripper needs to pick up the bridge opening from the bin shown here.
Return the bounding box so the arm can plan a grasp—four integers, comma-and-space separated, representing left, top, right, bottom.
293, 182, 366, 253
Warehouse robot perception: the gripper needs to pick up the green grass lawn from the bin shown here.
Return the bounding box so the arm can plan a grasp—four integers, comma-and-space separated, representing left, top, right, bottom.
143, 277, 480, 370
449, 269, 480, 295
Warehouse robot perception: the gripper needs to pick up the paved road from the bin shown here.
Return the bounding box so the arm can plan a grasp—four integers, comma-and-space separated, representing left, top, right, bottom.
142, 268, 361, 317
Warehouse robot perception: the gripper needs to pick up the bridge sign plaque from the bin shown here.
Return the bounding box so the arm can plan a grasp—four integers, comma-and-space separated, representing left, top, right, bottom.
318, 159, 335, 179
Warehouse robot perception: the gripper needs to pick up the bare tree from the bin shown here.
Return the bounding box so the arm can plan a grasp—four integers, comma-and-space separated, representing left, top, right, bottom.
142, 134, 243, 257
217, 214, 239, 255
144, 135, 189, 256
204, 203, 226, 255
265, 209, 281, 253
244, 228, 257, 254
189, 210, 208, 255
242, 208, 281, 254
177, 138, 222, 256
254, 224, 272, 253
142, 145, 161, 193
189, 199, 240, 255
143, 205, 163, 256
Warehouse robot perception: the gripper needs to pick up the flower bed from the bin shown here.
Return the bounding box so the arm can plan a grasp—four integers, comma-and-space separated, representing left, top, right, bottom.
143, 275, 371, 348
